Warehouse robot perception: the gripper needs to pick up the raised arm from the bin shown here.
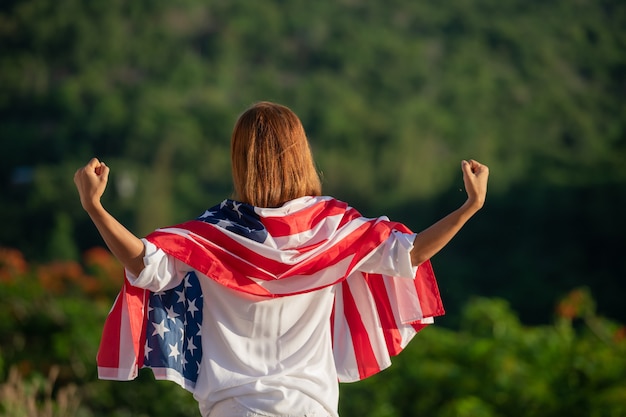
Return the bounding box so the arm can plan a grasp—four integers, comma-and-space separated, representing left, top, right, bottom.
74, 158, 145, 276
410, 159, 489, 266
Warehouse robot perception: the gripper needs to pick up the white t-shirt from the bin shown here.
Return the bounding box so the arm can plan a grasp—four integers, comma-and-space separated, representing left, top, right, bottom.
127, 231, 416, 417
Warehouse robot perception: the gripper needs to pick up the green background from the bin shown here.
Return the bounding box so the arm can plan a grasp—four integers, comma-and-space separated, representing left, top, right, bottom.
1, 0, 625, 415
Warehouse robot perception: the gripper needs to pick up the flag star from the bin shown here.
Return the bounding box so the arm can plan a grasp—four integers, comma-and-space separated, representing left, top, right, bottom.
175, 289, 186, 304
165, 305, 179, 322
144, 340, 153, 359
154, 290, 167, 299
168, 343, 180, 360
199, 210, 215, 219
216, 219, 232, 228
220, 200, 228, 209
181, 354, 188, 370
184, 274, 193, 288
187, 298, 199, 318
232, 202, 243, 217
187, 337, 198, 355
152, 319, 170, 339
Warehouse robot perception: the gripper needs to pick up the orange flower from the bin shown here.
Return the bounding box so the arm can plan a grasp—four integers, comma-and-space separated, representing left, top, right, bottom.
556, 288, 594, 320
0, 247, 28, 282
37, 261, 84, 294
83, 246, 123, 293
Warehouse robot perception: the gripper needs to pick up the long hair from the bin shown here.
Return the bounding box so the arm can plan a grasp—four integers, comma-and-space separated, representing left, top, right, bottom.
230, 101, 322, 208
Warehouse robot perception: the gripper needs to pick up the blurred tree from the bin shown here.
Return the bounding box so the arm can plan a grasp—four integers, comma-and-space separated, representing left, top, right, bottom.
0, 0, 624, 321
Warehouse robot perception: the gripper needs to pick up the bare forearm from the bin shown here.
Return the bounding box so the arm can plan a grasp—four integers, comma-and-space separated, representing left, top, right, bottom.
410, 159, 489, 266
410, 201, 480, 266
86, 204, 145, 276
74, 158, 145, 276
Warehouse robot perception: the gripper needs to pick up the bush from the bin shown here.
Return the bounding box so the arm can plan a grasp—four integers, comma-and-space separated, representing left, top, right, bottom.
339, 291, 626, 417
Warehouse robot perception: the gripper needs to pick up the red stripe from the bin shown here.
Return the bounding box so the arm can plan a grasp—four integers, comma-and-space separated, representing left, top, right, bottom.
411, 322, 429, 332
336, 206, 367, 230
163, 220, 364, 279
261, 198, 349, 237
148, 232, 274, 296
125, 280, 149, 369
341, 280, 380, 380
167, 222, 292, 276
280, 219, 390, 277
412, 260, 445, 318
97, 287, 124, 368
365, 273, 405, 356
149, 227, 280, 281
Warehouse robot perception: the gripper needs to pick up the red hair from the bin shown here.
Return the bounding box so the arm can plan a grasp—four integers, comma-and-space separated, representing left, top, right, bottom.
230, 102, 322, 207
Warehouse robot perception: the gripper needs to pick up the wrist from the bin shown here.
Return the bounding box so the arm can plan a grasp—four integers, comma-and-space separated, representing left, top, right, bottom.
461, 198, 483, 216
83, 199, 105, 216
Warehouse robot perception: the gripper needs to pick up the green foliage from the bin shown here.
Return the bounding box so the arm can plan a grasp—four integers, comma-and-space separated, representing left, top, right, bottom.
339, 294, 626, 417
2, 0, 625, 246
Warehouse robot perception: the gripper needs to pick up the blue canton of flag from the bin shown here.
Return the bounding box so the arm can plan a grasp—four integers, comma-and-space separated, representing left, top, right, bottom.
196, 199, 268, 243
144, 271, 203, 388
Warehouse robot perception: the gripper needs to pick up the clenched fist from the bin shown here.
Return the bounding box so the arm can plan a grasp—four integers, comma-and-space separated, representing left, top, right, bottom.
74, 158, 110, 213
461, 159, 489, 210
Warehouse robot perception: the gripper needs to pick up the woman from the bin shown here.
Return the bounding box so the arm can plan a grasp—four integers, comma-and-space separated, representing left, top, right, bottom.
74, 101, 489, 417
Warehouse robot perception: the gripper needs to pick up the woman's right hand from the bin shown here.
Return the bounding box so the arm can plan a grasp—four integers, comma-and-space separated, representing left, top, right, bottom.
74, 158, 110, 213
461, 159, 489, 211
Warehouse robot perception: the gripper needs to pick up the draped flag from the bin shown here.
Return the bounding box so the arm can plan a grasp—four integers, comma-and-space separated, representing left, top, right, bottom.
97, 196, 445, 388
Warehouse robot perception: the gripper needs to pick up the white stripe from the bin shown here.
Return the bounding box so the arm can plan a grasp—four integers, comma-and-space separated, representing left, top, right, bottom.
247, 256, 356, 294
156, 227, 279, 280
332, 283, 361, 383
383, 273, 425, 324
97, 366, 137, 380
97, 286, 140, 381
345, 274, 391, 373
382, 275, 420, 348
117, 286, 139, 377
268, 212, 345, 250
150, 367, 197, 392
253, 196, 333, 217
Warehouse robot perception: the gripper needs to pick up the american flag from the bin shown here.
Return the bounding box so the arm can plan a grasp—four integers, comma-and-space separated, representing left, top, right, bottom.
97, 196, 444, 387
96, 272, 204, 390
144, 271, 203, 388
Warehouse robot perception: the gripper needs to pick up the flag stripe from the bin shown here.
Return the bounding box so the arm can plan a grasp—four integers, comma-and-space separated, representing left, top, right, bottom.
259, 198, 349, 237
96, 291, 123, 373
339, 279, 380, 380
148, 230, 275, 296
412, 261, 444, 318
257, 197, 367, 239
366, 274, 405, 356
97, 280, 149, 380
